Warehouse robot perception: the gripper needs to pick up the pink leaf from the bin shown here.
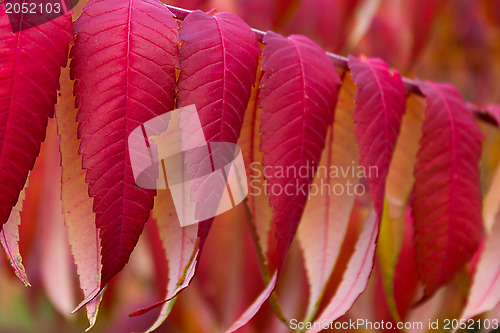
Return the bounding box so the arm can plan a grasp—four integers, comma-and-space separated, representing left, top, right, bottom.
0, 8, 72, 225
56, 67, 103, 328
260, 31, 341, 270
0, 186, 29, 286
413, 80, 483, 297
39, 121, 76, 316
71, 0, 180, 286
307, 210, 379, 333
297, 72, 359, 319
226, 272, 278, 332
348, 55, 406, 214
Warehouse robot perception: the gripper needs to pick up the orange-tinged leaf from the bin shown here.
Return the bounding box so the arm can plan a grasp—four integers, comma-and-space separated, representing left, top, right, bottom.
297, 72, 359, 320
56, 67, 102, 328
385, 95, 425, 222
483, 161, 500, 233
238, 57, 273, 263
376, 94, 424, 320
226, 32, 341, 331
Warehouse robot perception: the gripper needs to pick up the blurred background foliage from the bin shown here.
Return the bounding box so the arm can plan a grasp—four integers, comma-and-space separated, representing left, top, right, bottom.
1, 0, 500, 332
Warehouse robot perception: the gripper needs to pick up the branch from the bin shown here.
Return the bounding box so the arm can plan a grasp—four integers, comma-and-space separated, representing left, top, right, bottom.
165, 4, 498, 128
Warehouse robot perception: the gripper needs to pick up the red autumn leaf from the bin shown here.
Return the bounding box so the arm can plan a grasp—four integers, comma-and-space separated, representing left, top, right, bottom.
348, 55, 406, 214
413, 80, 483, 297
70, 0, 180, 287
260, 31, 341, 270
307, 210, 379, 333
0, 8, 72, 225
176, 9, 260, 237
297, 72, 359, 320
228, 31, 341, 331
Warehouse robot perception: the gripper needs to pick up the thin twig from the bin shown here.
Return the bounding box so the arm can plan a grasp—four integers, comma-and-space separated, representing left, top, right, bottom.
164, 4, 498, 127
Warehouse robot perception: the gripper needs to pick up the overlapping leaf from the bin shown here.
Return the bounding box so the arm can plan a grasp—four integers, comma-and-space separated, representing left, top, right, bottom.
238, 60, 274, 260
56, 67, 102, 328
227, 31, 341, 332
348, 55, 406, 214
71, 0, 180, 287
129, 10, 260, 320
137, 190, 199, 332
376, 94, 424, 320
297, 72, 359, 320
413, 80, 483, 297
0, 8, 72, 225
307, 210, 379, 333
